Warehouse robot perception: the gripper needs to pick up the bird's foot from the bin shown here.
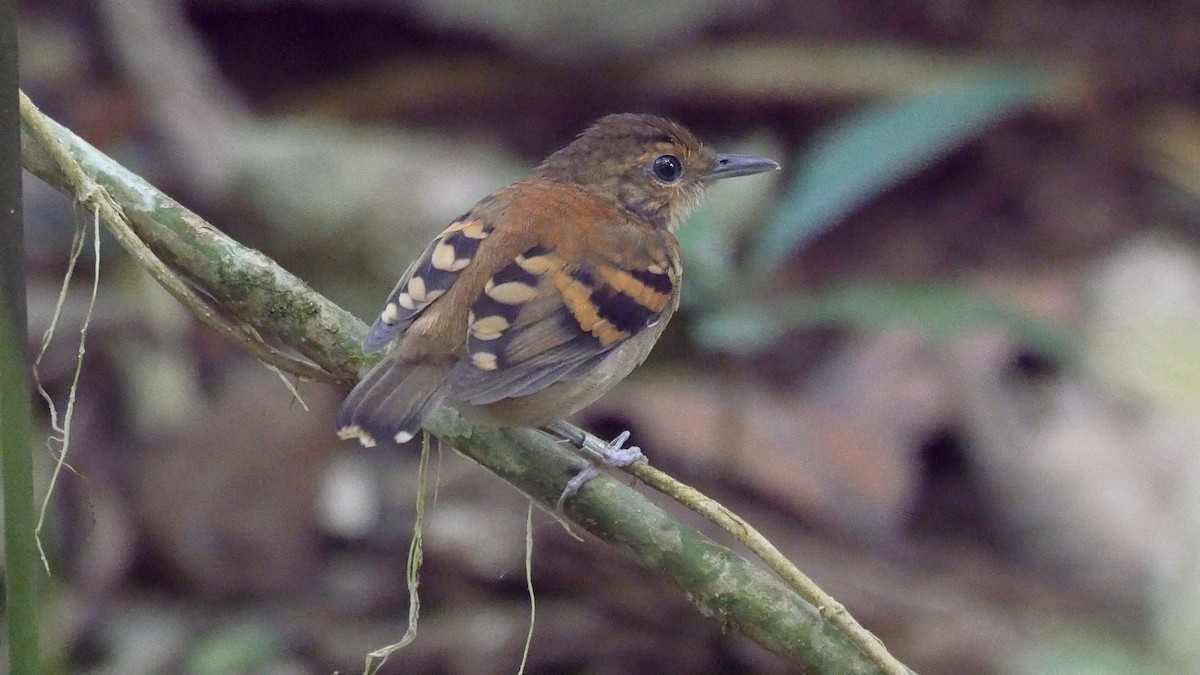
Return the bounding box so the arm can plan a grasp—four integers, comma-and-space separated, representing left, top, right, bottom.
557, 465, 602, 511
546, 422, 647, 509
578, 429, 645, 467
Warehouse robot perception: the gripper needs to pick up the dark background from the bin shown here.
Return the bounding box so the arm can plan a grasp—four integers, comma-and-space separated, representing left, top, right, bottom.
18, 1, 1200, 673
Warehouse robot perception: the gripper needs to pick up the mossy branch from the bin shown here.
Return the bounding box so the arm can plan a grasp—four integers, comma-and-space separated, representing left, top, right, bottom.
20, 92, 910, 675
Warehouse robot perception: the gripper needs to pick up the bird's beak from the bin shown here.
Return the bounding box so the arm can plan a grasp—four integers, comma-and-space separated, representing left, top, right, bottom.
709, 153, 781, 180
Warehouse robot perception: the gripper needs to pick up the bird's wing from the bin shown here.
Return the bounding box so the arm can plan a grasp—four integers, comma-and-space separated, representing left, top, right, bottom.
360, 212, 497, 353
447, 238, 679, 405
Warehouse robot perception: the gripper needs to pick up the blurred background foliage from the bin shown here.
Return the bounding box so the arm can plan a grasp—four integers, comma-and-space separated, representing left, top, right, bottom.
15, 0, 1200, 673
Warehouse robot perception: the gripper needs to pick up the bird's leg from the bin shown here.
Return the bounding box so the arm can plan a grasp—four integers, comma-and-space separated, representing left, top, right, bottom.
546, 420, 646, 465
545, 420, 647, 508
557, 465, 601, 511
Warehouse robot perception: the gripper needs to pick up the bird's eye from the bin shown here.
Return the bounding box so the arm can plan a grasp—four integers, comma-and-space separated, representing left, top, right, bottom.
650, 154, 684, 183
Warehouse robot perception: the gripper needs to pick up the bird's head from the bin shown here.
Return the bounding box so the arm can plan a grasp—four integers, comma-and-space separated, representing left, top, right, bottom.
536, 113, 780, 231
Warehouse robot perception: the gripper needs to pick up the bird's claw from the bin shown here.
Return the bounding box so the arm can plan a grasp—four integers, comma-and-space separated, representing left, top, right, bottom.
557, 463, 602, 511
547, 423, 647, 509
581, 430, 645, 467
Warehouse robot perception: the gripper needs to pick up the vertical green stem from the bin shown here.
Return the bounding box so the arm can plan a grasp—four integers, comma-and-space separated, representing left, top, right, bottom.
0, 1, 41, 672
0, 307, 39, 674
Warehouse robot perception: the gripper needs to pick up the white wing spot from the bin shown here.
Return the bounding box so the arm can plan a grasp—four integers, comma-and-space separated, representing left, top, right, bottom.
431, 240, 458, 271
381, 302, 399, 325
431, 240, 473, 272
407, 276, 427, 302
397, 292, 415, 310
470, 314, 510, 340
485, 280, 537, 305
516, 254, 556, 275
394, 430, 415, 443
471, 351, 499, 371
462, 219, 489, 239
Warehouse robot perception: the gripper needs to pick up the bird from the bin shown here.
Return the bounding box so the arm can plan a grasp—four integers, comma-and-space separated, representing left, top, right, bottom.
337, 113, 779, 483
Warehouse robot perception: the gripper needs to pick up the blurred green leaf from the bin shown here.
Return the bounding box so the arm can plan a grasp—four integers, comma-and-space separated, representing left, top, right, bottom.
675, 203, 733, 306
692, 282, 1073, 363
749, 68, 1047, 276
187, 625, 281, 675
1015, 629, 1175, 675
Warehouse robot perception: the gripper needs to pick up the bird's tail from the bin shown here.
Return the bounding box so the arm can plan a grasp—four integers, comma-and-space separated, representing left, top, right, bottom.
336, 357, 448, 446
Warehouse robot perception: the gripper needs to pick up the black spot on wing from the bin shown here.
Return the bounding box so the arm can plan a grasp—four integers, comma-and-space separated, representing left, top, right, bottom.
521, 243, 552, 258
490, 258, 541, 287
629, 267, 673, 295
405, 263, 458, 299
568, 265, 597, 288
568, 265, 660, 334
590, 286, 657, 333
447, 230, 483, 261
471, 291, 524, 327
